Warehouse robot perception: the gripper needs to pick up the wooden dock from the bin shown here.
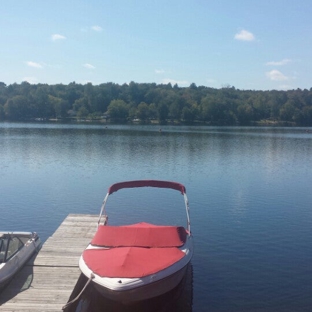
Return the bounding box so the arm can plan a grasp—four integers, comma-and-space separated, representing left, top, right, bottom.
0, 214, 98, 312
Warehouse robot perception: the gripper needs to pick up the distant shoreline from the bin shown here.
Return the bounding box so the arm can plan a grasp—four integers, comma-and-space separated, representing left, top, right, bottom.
0, 118, 306, 128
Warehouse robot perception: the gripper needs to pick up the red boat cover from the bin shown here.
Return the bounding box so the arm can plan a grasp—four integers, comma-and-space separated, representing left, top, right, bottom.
83, 247, 185, 278
91, 223, 187, 248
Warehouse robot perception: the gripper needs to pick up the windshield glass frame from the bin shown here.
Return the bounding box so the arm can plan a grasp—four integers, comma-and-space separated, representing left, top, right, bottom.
0, 236, 9, 263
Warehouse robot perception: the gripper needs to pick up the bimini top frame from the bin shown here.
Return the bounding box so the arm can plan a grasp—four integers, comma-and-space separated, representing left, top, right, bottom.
97, 180, 191, 233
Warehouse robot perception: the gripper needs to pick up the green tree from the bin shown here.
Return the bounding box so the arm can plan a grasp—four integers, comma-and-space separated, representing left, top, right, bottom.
66, 82, 83, 106
148, 103, 157, 120
84, 83, 97, 112
201, 95, 228, 123
298, 106, 312, 126
4, 96, 29, 120
0, 104, 4, 120
237, 104, 254, 125
73, 97, 88, 112
137, 102, 149, 121
168, 101, 181, 120
49, 95, 69, 118
157, 102, 169, 123
33, 86, 51, 118
181, 106, 194, 123
279, 101, 296, 122
128, 106, 137, 120
77, 106, 89, 119
0, 95, 7, 106
189, 82, 197, 90
107, 99, 129, 121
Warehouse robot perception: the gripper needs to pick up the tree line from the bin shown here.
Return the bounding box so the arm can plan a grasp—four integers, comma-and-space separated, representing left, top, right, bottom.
0, 81, 312, 126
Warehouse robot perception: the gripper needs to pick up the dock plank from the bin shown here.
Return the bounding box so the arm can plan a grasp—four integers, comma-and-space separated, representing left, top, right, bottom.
0, 214, 98, 311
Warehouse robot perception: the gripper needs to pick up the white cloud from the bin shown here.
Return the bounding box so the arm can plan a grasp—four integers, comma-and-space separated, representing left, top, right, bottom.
81, 26, 103, 32
161, 78, 188, 86
266, 69, 288, 81
155, 69, 165, 74
234, 29, 255, 41
266, 58, 291, 66
51, 34, 66, 41
26, 61, 43, 69
83, 63, 95, 69
91, 26, 102, 32
22, 77, 38, 84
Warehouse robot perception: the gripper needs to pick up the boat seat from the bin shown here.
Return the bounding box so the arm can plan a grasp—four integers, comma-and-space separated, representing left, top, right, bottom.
91, 222, 187, 248
83, 246, 185, 278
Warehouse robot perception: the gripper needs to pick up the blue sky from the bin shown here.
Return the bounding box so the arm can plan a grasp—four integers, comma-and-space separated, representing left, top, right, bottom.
1, 0, 312, 90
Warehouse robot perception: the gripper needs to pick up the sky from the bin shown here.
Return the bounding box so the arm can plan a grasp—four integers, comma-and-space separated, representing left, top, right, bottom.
1, 0, 312, 90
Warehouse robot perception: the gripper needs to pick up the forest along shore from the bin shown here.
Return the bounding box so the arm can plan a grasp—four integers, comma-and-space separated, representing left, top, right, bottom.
0, 81, 312, 126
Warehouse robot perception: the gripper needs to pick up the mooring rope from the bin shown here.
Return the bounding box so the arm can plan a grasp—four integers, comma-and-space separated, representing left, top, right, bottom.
62, 273, 95, 311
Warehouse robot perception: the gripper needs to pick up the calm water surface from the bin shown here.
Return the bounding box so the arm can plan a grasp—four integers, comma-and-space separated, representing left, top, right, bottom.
0, 123, 312, 311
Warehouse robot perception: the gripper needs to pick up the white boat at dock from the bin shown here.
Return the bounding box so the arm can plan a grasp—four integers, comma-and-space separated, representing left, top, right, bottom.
0, 232, 41, 289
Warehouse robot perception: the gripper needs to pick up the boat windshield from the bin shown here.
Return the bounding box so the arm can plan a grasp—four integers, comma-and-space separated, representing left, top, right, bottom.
0, 234, 26, 263
0, 237, 9, 263
6, 236, 24, 261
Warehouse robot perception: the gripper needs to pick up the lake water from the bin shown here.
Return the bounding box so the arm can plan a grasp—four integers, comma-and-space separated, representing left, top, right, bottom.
0, 122, 312, 311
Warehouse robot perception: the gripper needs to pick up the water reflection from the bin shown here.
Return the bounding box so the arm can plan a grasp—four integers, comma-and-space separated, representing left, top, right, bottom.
1, 123, 312, 311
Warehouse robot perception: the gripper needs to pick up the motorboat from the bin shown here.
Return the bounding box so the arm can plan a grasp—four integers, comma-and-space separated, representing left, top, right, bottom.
0, 232, 41, 289
79, 180, 193, 303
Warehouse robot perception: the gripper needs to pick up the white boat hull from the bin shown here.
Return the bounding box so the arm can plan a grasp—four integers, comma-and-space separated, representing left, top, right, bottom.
79, 234, 193, 303
93, 265, 188, 303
